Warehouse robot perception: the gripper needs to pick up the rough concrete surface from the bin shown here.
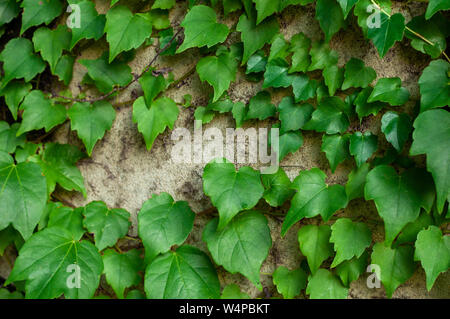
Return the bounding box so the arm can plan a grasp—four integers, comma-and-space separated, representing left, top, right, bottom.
2, 0, 449, 298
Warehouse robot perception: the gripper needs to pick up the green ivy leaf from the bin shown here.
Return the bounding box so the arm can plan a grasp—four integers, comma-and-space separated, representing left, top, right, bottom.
349, 132, 378, 167
410, 109, 450, 213
138, 192, 195, 262
0, 288, 22, 299
335, 252, 368, 286
278, 97, 314, 134
0, 81, 31, 120
138, 72, 166, 106
414, 226, 450, 291
246, 51, 267, 74
268, 34, 289, 62
32, 25, 71, 72
203, 211, 271, 289
292, 75, 318, 102
263, 59, 294, 89
396, 212, 433, 245
0, 152, 47, 240
342, 58, 376, 90
177, 5, 229, 53
368, 77, 410, 106
425, 0, 450, 19
17, 90, 67, 136
203, 159, 264, 230
197, 48, 238, 102
336, 0, 358, 18
246, 91, 276, 120
0, 0, 19, 27
0, 38, 45, 88
282, 168, 348, 235
354, 0, 392, 37
367, 12, 405, 58
152, 0, 176, 9
315, 0, 344, 42
54, 55, 75, 85
381, 111, 412, 152
288, 32, 311, 73
272, 266, 307, 299
68, 0, 106, 49
252, 0, 279, 24
365, 166, 435, 245
371, 242, 415, 298
323, 65, 344, 96
418, 59, 449, 112
83, 201, 131, 251
144, 245, 220, 298
68, 101, 116, 156
194, 107, 215, 126
132, 96, 179, 151
221, 284, 250, 299
308, 42, 338, 71
321, 134, 350, 173
330, 218, 372, 267
37, 143, 87, 197
303, 97, 349, 134
105, 5, 153, 62
306, 269, 348, 299
345, 162, 370, 201
232, 101, 246, 128
0, 122, 25, 154
276, 129, 304, 161
20, 0, 63, 34
6, 227, 103, 299
354, 87, 385, 120
103, 249, 143, 299
47, 206, 84, 240
80, 53, 133, 93
237, 13, 279, 64
261, 167, 294, 207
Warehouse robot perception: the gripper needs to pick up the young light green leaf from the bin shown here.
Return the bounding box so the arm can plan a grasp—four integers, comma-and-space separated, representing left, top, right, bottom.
261, 167, 294, 207
288, 32, 311, 73
282, 168, 348, 235
371, 242, 415, 298
306, 269, 348, 299
138, 192, 195, 262
342, 58, 376, 90
345, 162, 370, 201
237, 13, 279, 64
410, 109, 450, 213
32, 25, 71, 72
368, 77, 409, 106
17, 90, 67, 136
307, 41, 338, 71
365, 166, 435, 245
0, 38, 45, 88
6, 227, 103, 299
381, 111, 412, 152
103, 249, 143, 299
68, 101, 116, 156
278, 97, 314, 134
330, 218, 372, 267
323, 65, 344, 96
68, 0, 106, 49
272, 266, 307, 299
83, 201, 131, 251
177, 5, 229, 53
105, 5, 153, 62
132, 96, 179, 150
0, 152, 47, 240
37, 143, 87, 197
152, 0, 176, 9
418, 59, 449, 112
349, 132, 378, 167
197, 48, 238, 102
144, 245, 220, 298
315, 0, 344, 42
303, 97, 349, 134
246, 91, 276, 120
203, 211, 271, 290
203, 159, 264, 230
80, 53, 132, 93
414, 226, 450, 291
367, 12, 405, 58
20, 0, 63, 34
321, 134, 350, 173
221, 284, 250, 299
